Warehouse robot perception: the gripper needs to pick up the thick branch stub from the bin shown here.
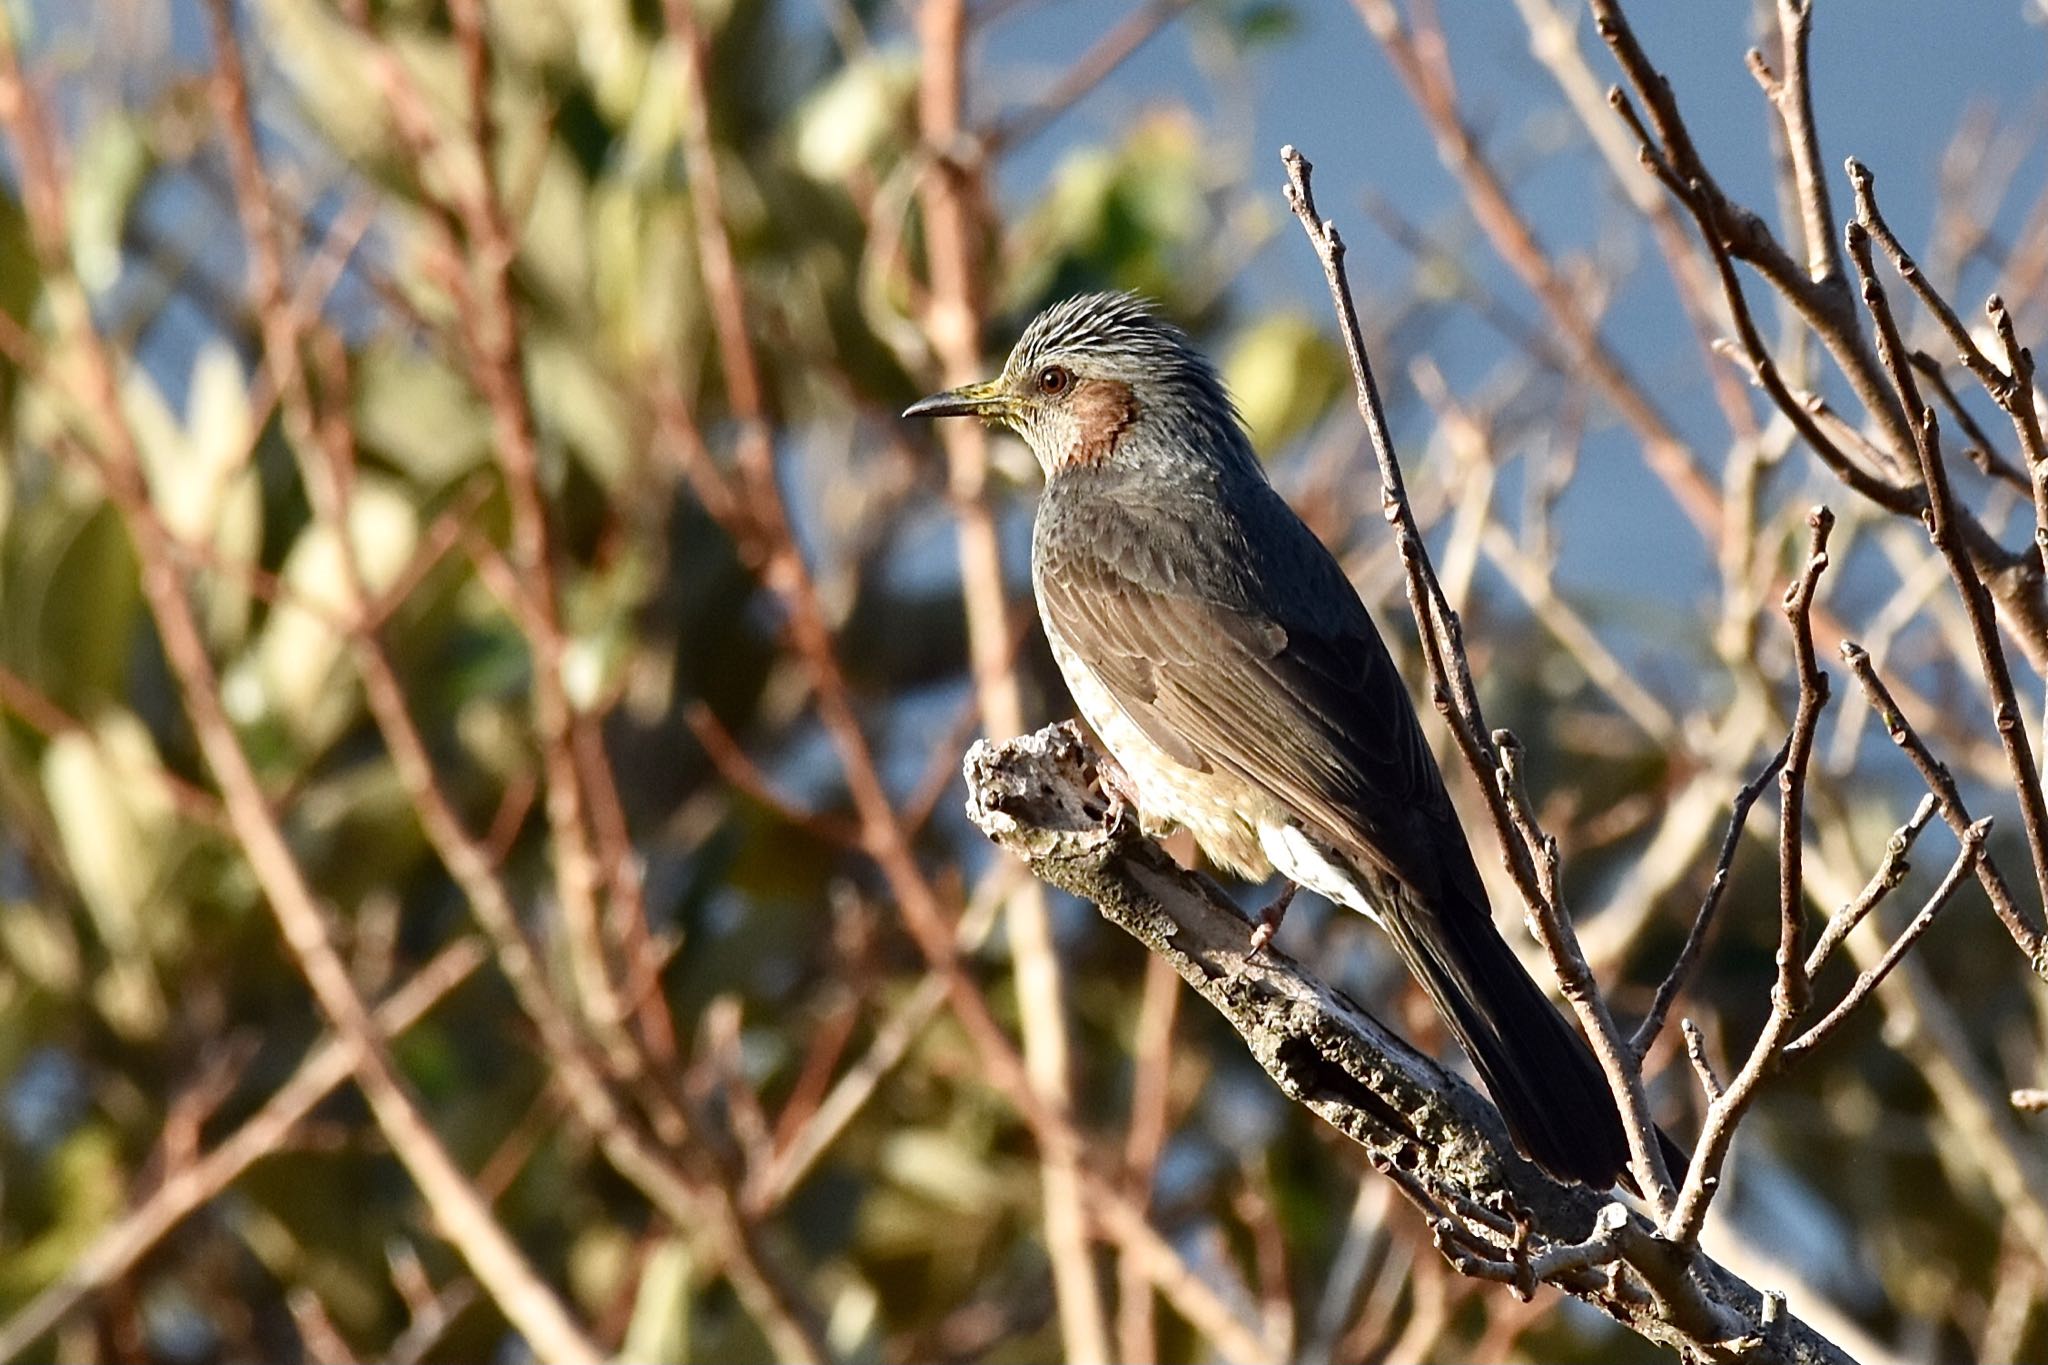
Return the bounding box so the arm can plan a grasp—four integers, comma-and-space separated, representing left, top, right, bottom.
964, 722, 1855, 1365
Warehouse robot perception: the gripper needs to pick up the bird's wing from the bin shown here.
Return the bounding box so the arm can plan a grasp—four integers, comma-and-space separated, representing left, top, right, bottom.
1035, 480, 1474, 907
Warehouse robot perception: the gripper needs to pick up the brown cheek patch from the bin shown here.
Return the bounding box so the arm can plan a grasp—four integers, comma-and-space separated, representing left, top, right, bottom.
1064, 378, 1139, 468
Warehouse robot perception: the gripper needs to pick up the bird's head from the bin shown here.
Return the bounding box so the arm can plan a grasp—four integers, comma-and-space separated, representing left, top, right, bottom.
904, 292, 1250, 480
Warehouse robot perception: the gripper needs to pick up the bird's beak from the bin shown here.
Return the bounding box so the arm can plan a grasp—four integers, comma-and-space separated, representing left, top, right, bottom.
903, 379, 1006, 421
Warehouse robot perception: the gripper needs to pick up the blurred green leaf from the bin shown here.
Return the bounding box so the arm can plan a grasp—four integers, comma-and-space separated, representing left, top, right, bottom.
591, 183, 698, 367
1223, 311, 1345, 452
0, 1126, 125, 1299
1225, 0, 1299, 46
248, 0, 393, 164
124, 343, 261, 645
1008, 110, 1222, 317
0, 196, 38, 427
621, 1238, 694, 1363
515, 140, 596, 318
249, 478, 418, 748
39, 713, 178, 968
529, 332, 632, 488
877, 1128, 1004, 1212
568, 0, 652, 126
0, 900, 82, 997
4, 497, 140, 707
0, 2, 2011, 1359
791, 54, 916, 185
351, 340, 494, 486
65, 115, 151, 294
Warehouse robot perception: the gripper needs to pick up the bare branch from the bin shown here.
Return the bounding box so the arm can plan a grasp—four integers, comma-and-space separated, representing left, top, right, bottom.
908, 0, 1108, 1350
200, 11, 829, 1353
1987, 295, 2048, 476
1775, 507, 1835, 1021
1117, 953, 1183, 1365
1589, 0, 1910, 461
984, 0, 1194, 152
1853, 167, 2016, 407
1848, 163, 2048, 495
1910, 350, 2032, 492
1351, 0, 1724, 538
1593, 0, 2048, 670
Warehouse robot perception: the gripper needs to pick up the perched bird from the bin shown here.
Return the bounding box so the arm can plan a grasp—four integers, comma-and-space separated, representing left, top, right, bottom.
908, 291, 1642, 1188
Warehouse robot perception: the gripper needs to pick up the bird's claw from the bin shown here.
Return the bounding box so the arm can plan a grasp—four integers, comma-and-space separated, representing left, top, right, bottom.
1247, 882, 1298, 959
1090, 747, 1142, 827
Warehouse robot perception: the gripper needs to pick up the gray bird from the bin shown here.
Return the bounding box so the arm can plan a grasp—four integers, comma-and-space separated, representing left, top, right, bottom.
908, 291, 1642, 1188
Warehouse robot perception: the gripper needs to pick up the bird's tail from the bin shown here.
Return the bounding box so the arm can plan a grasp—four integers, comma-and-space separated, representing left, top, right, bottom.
1378, 885, 1676, 1190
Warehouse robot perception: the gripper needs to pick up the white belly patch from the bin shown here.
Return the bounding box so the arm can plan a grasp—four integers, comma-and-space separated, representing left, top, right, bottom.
1259, 821, 1384, 927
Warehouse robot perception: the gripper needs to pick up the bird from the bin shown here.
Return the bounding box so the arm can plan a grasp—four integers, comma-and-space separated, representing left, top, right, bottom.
907, 290, 1648, 1189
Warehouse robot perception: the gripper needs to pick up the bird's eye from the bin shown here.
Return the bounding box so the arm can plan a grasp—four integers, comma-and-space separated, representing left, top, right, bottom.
1036, 365, 1071, 396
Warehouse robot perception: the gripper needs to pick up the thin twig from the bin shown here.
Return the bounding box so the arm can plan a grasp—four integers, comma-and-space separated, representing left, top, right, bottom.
1746, 0, 1840, 293
648, 9, 1256, 1354
1802, 793, 1937, 979
443, 0, 631, 1047
685, 704, 866, 849
201, 12, 827, 1355
1282, 143, 1676, 1212
1604, 84, 1907, 520
1987, 293, 2048, 479
967, 722, 1840, 1360
1851, 161, 2048, 484
1595, 0, 2048, 671
1785, 818, 1989, 1060
1663, 507, 1833, 1248
1632, 736, 1791, 1059
1682, 1019, 1723, 1103
1589, 0, 1911, 462
1236, 1164, 1298, 1359
1839, 640, 2047, 972
1116, 953, 1182, 1365
984, 0, 1193, 152
1847, 166, 2048, 959
1506, 0, 1762, 450
1911, 350, 2032, 492
1774, 508, 1834, 1022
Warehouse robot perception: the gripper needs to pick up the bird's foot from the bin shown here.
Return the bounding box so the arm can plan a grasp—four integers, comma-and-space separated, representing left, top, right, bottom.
1090, 747, 1142, 826
1247, 881, 1298, 958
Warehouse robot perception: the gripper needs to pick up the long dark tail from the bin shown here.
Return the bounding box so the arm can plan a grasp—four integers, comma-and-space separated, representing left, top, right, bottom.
1378, 885, 1668, 1189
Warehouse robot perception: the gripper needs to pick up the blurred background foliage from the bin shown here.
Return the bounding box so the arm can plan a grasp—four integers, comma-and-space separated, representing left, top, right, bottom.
0, 0, 2046, 1361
